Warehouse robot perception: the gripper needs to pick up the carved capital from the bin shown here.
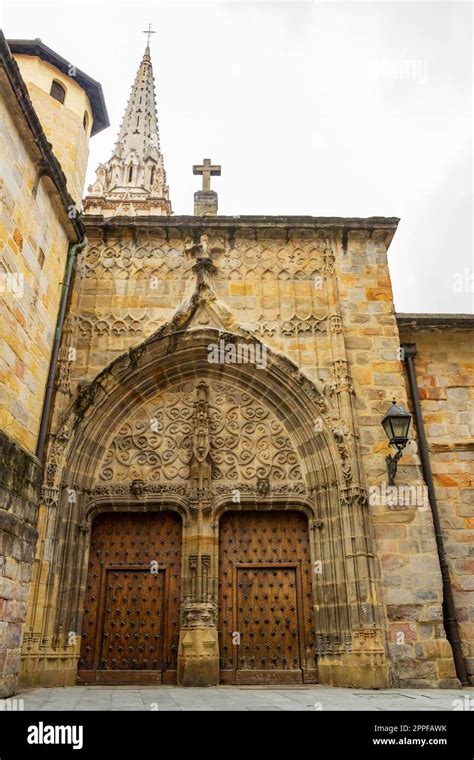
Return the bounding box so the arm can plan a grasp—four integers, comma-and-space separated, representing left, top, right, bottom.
340, 485, 367, 509
256, 478, 270, 496
182, 601, 217, 629
41, 485, 60, 508
186, 486, 214, 511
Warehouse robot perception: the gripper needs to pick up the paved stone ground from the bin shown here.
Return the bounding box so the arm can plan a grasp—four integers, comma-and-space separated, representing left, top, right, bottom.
14, 686, 474, 711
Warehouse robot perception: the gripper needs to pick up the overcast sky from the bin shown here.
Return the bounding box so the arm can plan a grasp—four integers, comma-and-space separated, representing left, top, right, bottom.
2, 0, 473, 313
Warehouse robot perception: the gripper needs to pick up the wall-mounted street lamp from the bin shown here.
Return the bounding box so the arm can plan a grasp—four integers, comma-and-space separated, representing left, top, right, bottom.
381, 399, 412, 485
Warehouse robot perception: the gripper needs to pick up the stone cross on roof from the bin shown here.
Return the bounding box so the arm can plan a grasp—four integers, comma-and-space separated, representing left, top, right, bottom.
193, 158, 221, 192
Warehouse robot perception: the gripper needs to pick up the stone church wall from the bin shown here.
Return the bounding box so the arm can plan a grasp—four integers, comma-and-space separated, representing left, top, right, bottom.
26, 215, 460, 689
337, 232, 456, 687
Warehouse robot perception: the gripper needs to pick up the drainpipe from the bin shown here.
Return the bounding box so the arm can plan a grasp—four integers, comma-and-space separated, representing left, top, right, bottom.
401, 342, 468, 686
36, 238, 87, 461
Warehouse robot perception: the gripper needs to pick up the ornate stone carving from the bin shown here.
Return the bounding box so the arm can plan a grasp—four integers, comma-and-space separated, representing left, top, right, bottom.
213, 482, 307, 498
130, 479, 146, 497
330, 359, 354, 395
78, 242, 193, 284
182, 602, 217, 629
186, 488, 214, 510
56, 315, 77, 394
329, 313, 343, 334
98, 380, 304, 488
340, 485, 367, 509
218, 240, 324, 277
331, 422, 353, 485
315, 631, 353, 655
192, 382, 211, 462
41, 485, 60, 508
75, 382, 101, 417
78, 312, 163, 338
245, 312, 327, 338
182, 553, 215, 627
322, 240, 336, 276
352, 626, 385, 653
93, 483, 188, 498
45, 424, 73, 486
257, 478, 270, 496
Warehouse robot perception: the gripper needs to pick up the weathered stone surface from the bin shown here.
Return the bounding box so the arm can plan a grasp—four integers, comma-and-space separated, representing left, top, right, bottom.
387, 605, 424, 622
399, 324, 474, 683
0, 431, 41, 697
0, 79, 79, 453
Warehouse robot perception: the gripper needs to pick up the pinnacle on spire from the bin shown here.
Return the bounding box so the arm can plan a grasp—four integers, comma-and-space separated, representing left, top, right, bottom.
84, 34, 171, 217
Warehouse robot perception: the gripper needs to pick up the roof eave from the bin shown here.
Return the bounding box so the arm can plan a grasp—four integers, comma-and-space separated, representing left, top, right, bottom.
7, 37, 110, 135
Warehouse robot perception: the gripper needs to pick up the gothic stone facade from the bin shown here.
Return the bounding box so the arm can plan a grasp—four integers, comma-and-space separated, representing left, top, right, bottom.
19, 214, 463, 689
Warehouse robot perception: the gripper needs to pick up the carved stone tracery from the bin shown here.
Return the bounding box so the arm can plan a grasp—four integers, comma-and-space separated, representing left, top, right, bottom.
98, 380, 304, 500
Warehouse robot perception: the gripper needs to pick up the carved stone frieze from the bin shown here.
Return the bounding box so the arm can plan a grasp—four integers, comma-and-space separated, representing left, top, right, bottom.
93, 483, 188, 498
213, 482, 307, 498
220, 244, 324, 272
78, 312, 163, 338
244, 312, 328, 338
78, 243, 194, 282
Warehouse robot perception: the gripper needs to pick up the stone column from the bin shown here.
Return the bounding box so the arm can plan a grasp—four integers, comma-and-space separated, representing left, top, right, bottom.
177, 509, 219, 686
177, 381, 219, 685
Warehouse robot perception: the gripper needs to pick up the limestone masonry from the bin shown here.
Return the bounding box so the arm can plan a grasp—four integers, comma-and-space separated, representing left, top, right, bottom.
0, 34, 472, 697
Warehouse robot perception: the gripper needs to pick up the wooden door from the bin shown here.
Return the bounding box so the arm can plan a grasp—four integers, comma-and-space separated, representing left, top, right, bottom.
218, 511, 317, 684
78, 511, 181, 684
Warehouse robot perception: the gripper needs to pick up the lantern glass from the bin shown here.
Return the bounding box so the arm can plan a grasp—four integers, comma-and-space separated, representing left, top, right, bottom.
382, 400, 411, 445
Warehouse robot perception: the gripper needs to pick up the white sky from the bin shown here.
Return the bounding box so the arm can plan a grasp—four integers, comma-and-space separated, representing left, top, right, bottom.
2, 0, 473, 313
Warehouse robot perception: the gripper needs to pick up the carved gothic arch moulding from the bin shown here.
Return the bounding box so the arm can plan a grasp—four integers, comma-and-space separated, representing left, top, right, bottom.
44, 326, 379, 655
49, 328, 349, 509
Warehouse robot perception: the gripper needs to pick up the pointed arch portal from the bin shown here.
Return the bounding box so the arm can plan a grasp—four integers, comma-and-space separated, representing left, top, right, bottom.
38, 319, 389, 687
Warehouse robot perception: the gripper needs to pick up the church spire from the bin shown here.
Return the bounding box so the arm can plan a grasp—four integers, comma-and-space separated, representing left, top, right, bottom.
84, 34, 171, 217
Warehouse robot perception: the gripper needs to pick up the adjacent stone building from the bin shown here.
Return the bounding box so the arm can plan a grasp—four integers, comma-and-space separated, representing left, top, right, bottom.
0, 35, 471, 695
398, 314, 474, 684
0, 33, 108, 697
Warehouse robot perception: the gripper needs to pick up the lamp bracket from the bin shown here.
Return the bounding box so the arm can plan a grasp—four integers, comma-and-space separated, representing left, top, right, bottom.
386, 447, 404, 486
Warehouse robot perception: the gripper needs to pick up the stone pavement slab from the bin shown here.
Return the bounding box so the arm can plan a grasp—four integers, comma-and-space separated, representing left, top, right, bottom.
9, 686, 474, 711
